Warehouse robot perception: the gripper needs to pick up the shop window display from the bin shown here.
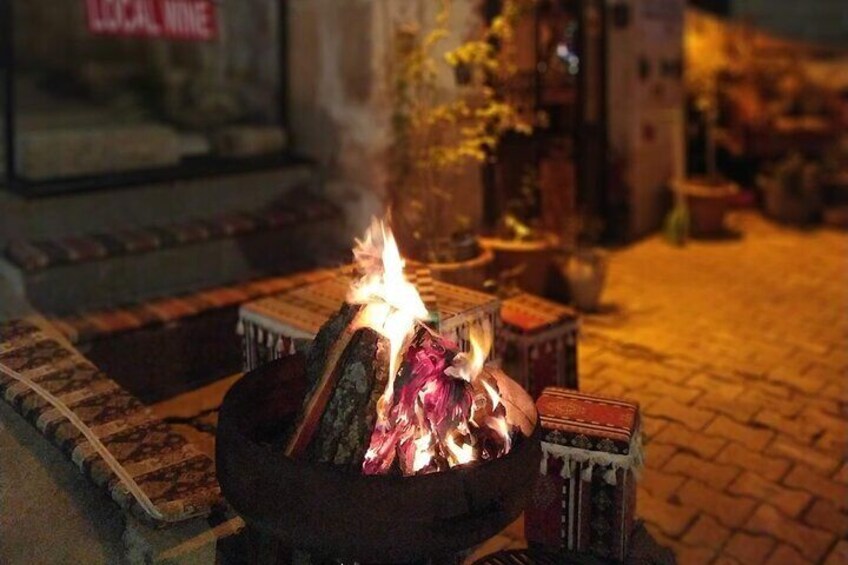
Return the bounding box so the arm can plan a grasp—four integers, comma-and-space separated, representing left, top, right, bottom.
2, 0, 288, 193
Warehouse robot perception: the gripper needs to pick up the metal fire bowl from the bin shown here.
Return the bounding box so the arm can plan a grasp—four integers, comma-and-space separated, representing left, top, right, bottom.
216, 354, 541, 564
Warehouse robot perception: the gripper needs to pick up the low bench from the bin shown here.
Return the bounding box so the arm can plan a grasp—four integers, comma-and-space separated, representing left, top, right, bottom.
45, 269, 340, 403
0, 318, 221, 527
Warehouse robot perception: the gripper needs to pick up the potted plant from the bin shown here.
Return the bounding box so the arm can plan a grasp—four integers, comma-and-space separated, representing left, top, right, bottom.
479, 167, 557, 295
674, 15, 738, 237
757, 152, 822, 224
387, 0, 530, 289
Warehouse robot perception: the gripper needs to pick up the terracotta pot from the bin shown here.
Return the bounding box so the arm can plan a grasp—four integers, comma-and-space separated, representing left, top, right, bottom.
673, 178, 738, 237
426, 247, 495, 291
479, 237, 555, 296
564, 248, 608, 312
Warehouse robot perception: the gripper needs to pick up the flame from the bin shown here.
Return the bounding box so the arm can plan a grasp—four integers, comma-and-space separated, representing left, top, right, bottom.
445, 433, 475, 466
445, 321, 492, 383
412, 430, 435, 473
481, 379, 500, 410
468, 322, 492, 377
488, 414, 512, 454
351, 219, 514, 476
348, 219, 428, 417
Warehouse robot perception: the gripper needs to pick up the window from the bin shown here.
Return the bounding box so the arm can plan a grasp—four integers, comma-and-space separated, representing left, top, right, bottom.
3, 0, 289, 195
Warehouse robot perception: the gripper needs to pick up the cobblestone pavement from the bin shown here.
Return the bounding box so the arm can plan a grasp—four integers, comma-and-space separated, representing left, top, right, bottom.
578, 213, 848, 564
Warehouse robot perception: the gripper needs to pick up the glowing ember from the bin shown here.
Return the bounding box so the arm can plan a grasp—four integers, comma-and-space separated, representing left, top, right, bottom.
349, 218, 516, 476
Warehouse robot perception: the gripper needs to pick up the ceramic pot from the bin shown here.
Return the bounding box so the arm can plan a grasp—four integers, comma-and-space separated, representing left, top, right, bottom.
565, 248, 608, 312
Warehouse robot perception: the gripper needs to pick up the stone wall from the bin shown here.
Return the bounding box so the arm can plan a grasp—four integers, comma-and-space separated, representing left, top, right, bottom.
287, 0, 485, 242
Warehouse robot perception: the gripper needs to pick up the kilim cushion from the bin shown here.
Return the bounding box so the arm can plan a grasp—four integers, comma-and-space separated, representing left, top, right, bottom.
5, 195, 339, 272
0, 319, 221, 527
50, 268, 337, 345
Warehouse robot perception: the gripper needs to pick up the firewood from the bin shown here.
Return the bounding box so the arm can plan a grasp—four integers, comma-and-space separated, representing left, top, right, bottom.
307, 328, 390, 471
285, 307, 360, 458
305, 303, 360, 386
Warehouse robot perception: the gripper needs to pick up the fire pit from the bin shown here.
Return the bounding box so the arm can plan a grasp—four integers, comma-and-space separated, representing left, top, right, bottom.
217, 219, 540, 563
217, 354, 540, 563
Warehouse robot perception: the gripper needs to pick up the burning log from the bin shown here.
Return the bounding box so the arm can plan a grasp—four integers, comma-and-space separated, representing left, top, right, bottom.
284, 218, 517, 478
364, 328, 476, 476
306, 327, 390, 471
285, 303, 391, 470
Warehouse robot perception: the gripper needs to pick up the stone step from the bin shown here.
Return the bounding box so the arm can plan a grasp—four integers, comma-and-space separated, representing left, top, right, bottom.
1, 166, 317, 244
0, 174, 347, 315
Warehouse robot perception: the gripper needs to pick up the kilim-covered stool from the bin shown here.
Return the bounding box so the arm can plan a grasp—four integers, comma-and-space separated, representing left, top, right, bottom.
525, 388, 643, 562
238, 266, 500, 371
497, 293, 579, 397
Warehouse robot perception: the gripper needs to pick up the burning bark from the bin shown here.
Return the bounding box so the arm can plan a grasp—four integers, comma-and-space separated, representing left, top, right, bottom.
285, 219, 517, 476
307, 327, 390, 471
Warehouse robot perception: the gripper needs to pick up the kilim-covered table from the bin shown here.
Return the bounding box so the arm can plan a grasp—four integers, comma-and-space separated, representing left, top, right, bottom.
238, 267, 501, 371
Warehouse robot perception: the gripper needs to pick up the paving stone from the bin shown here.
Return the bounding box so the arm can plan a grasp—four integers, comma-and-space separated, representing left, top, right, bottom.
784, 465, 848, 509
765, 365, 824, 395
639, 362, 693, 385
686, 373, 744, 399
681, 514, 731, 549
624, 389, 663, 411
748, 391, 804, 418
696, 392, 760, 423
765, 543, 812, 565
753, 410, 823, 444
638, 490, 698, 538
639, 380, 703, 404
824, 540, 848, 565
675, 479, 757, 529
641, 416, 668, 440
639, 468, 685, 500
668, 541, 717, 565
771, 440, 842, 474
665, 453, 741, 490
644, 443, 678, 470
834, 463, 848, 484
649, 398, 715, 431
803, 498, 848, 536
715, 442, 791, 482
723, 531, 776, 564
814, 430, 847, 454
798, 406, 847, 435
728, 471, 812, 518
653, 422, 727, 459
749, 380, 796, 401
704, 415, 774, 452
578, 376, 608, 394
747, 504, 835, 562
766, 365, 823, 396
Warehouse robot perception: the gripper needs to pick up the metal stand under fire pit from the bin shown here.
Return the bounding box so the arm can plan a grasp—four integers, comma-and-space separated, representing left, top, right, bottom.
216, 356, 541, 565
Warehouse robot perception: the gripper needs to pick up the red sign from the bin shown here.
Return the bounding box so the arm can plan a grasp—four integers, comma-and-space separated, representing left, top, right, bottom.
85, 0, 218, 41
